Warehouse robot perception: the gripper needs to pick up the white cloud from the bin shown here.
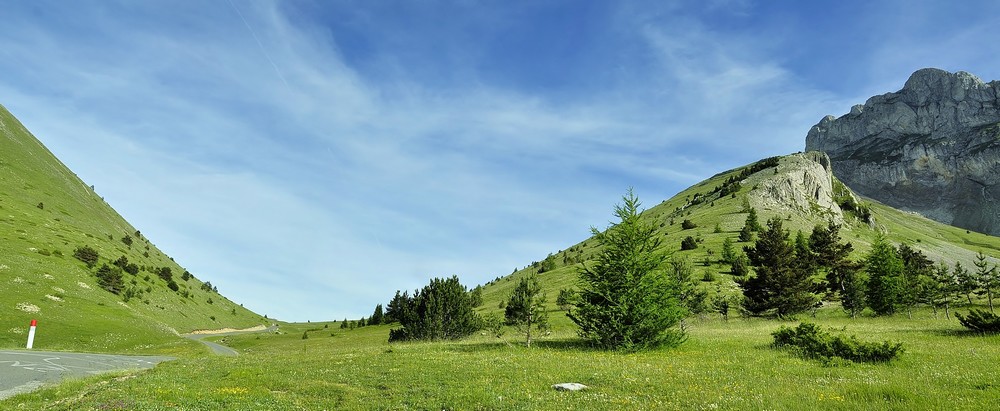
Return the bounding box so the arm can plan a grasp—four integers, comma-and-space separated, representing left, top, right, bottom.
3, 1, 999, 320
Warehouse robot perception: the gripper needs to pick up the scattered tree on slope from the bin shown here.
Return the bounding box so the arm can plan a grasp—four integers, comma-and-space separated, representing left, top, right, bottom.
569, 189, 686, 351
505, 274, 548, 347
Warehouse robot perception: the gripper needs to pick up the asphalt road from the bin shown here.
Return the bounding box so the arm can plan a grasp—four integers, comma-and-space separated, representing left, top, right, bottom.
0, 325, 277, 400
0, 350, 173, 400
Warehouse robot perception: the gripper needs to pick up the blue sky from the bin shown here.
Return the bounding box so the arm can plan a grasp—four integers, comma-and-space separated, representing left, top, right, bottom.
2, 0, 999, 321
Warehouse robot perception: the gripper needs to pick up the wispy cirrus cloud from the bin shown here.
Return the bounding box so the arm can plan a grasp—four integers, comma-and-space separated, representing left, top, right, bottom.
2, 0, 999, 320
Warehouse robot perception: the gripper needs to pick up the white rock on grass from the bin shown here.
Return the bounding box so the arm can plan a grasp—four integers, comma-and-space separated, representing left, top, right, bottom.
16, 303, 40, 313
552, 383, 588, 392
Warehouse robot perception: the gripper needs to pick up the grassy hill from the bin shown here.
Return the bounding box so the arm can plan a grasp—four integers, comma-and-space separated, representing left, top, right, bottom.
6, 147, 1000, 409
474, 151, 1000, 322
0, 105, 266, 355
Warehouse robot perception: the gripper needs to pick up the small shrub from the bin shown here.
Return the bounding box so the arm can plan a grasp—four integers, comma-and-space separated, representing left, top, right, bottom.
73, 245, 100, 268
955, 309, 1000, 333
681, 236, 698, 250
701, 270, 716, 282
772, 322, 903, 363
681, 219, 698, 230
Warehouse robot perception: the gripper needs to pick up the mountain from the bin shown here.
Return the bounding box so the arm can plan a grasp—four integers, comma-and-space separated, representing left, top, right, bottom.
0, 105, 266, 354
805, 68, 1000, 235
476, 151, 1000, 315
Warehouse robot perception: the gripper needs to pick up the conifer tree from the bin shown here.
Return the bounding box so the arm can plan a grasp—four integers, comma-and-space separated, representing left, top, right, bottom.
737, 217, 819, 317
569, 189, 686, 351
504, 274, 548, 347
932, 262, 958, 319
370, 304, 384, 325
388, 276, 480, 342
974, 252, 999, 312
745, 208, 761, 232
898, 244, 933, 318
95, 264, 124, 295
864, 236, 904, 315
720, 237, 736, 264
954, 261, 976, 305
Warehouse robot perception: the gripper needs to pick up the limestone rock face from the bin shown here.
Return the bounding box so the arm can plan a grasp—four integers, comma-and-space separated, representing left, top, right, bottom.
805, 68, 1000, 235
747, 152, 848, 225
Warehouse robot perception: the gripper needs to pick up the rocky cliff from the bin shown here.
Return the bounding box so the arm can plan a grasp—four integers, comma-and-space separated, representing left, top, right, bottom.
805, 68, 1000, 235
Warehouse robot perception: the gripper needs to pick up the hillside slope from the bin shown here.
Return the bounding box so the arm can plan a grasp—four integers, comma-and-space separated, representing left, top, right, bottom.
476, 151, 1000, 320
0, 105, 266, 354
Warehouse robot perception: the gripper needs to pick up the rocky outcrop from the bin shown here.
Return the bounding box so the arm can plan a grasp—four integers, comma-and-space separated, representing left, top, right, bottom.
747, 152, 851, 225
805, 68, 1000, 235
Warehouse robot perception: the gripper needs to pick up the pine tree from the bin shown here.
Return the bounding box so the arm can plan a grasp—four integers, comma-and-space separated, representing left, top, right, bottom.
504, 274, 548, 347
568, 189, 686, 351
864, 236, 904, 316
370, 304, 384, 325
954, 261, 976, 305
808, 222, 855, 297
898, 244, 933, 318
720, 237, 736, 264
340, 318, 348, 329
737, 217, 819, 317
973, 252, 997, 312
388, 276, 481, 342
95, 264, 124, 295
932, 262, 958, 319
745, 208, 761, 232
385, 290, 409, 324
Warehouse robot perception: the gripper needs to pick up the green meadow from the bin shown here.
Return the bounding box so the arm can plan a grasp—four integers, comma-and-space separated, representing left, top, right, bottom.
6, 309, 1000, 410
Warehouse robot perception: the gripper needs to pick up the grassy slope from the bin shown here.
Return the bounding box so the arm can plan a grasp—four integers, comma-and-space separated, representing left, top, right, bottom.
0, 105, 266, 355
477, 153, 1000, 319
6, 150, 1000, 409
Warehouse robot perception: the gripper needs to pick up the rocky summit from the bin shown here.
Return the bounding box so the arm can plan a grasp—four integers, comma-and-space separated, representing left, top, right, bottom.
805, 68, 1000, 235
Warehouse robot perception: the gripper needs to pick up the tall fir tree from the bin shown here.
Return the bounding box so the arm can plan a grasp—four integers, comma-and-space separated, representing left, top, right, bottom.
370, 304, 384, 325
720, 237, 736, 264
864, 236, 904, 315
932, 262, 958, 319
504, 274, 548, 347
568, 189, 686, 351
737, 217, 819, 317
808, 222, 855, 298
898, 244, 933, 318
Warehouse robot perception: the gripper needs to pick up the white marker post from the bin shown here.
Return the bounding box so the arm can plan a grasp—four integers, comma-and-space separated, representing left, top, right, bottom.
26, 319, 37, 349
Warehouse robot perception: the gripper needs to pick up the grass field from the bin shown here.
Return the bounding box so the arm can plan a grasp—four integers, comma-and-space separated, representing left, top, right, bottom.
5, 308, 999, 410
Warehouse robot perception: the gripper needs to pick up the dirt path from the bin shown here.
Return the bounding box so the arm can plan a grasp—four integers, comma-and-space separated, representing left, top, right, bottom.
181, 325, 278, 356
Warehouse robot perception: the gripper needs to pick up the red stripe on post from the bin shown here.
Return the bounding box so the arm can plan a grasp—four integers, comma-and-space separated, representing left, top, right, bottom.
30, 319, 37, 327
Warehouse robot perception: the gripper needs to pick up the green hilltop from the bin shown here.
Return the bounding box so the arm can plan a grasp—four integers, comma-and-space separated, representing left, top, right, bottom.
0, 105, 266, 355
473, 151, 1000, 322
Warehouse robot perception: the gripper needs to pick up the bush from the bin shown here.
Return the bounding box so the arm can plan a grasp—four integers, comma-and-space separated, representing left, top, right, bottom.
772, 322, 903, 364
955, 309, 1000, 333
681, 219, 697, 230
681, 236, 698, 250
388, 276, 481, 342
73, 245, 100, 268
